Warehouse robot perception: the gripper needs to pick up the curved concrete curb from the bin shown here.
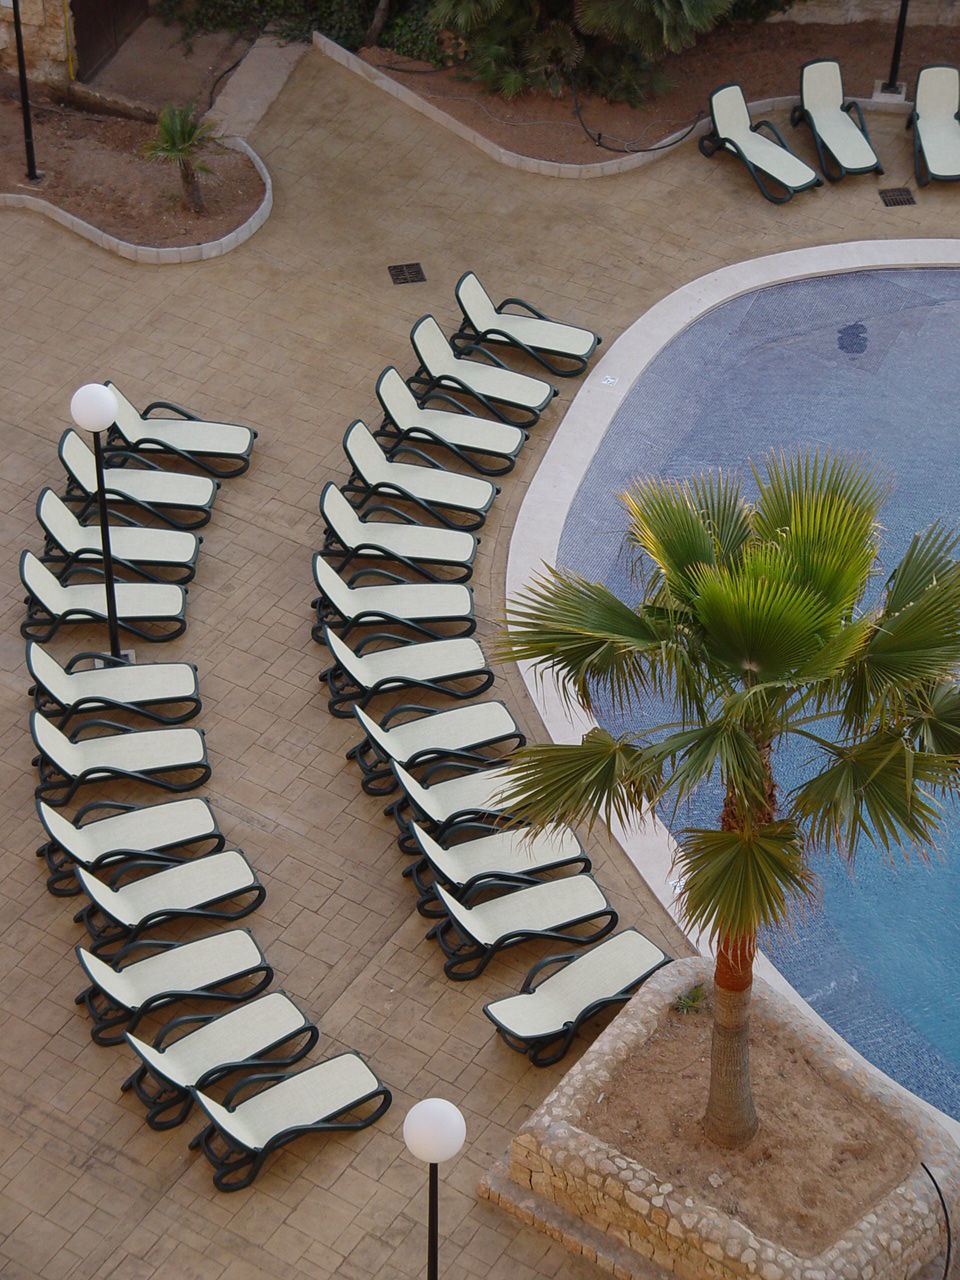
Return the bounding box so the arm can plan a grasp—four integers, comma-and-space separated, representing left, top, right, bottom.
506, 237, 960, 1144
0, 137, 272, 264
312, 32, 911, 178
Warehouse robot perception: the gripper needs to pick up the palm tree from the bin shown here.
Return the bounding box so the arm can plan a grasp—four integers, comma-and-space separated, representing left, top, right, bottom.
498, 450, 960, 1148
143, 102, 216, 215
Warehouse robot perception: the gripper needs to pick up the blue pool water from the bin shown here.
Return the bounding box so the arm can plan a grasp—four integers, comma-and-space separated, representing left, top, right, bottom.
557, 268, 960, 1119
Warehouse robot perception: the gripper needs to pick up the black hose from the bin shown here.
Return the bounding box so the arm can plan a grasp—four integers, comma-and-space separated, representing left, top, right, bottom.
921, 1161, 953, 1280
208, 55, 246, 111
570, 72, 703, 154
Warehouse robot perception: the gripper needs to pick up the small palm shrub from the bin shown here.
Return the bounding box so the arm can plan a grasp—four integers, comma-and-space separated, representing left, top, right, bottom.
143, 102, 216, 214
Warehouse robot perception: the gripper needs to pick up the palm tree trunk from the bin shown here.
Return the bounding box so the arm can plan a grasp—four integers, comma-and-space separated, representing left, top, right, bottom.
703, 935, 758, 1148
180, 162, 204, 214
365, 0, 391, 46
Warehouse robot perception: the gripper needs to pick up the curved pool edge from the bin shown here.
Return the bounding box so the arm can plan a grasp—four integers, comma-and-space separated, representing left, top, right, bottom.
506, 236, 960, 1147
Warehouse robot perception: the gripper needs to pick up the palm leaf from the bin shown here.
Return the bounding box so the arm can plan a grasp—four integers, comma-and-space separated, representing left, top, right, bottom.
883, 523, 960, 616
620, 475, 717, 606
907, 681, 960, 755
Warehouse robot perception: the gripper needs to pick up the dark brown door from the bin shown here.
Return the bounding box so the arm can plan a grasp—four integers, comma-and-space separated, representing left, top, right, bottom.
70, 0, 149, 81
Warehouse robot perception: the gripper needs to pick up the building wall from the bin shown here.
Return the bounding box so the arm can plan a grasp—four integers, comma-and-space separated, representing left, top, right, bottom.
0, 0, 72, 85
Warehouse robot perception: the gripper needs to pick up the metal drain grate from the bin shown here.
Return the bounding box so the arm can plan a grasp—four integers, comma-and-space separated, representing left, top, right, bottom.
879, 187, 916, 207
388, 262, 426, 285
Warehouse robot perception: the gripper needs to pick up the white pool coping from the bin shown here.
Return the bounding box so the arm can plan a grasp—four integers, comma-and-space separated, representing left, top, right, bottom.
506, 237, 960, 1146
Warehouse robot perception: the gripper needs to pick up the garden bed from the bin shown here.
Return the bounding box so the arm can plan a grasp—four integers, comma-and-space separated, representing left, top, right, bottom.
0, 79, 264, 247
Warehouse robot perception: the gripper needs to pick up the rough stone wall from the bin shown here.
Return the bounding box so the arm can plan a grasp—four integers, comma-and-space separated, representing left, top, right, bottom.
0, 0, 71, 85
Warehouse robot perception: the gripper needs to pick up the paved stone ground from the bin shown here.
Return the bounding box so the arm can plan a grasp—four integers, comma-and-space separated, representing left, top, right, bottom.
0, 49, 957, 1280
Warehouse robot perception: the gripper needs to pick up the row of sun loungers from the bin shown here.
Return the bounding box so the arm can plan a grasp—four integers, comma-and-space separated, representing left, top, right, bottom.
309, 271, 673, 1068
20, 403, 394, 1191
701, 61, 960, 203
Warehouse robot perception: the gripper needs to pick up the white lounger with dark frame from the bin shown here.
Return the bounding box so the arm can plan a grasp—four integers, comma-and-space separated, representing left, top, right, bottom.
26, 641, 201, 725
699, 83, 823, 203
311, 553, 476, 641
453, 272, 600, 377
790, 59, 882, 180
388, 760, 514, 849
909, 64, 960, 185
105, 381, 257, 478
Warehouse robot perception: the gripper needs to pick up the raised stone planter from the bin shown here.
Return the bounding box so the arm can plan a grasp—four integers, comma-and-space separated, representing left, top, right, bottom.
480, 957, 960, 1280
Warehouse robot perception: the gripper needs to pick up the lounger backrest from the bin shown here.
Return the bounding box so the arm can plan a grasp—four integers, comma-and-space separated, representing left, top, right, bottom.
79, 929, 263, 1006
20, 551, 69, 611
710, 84, 752, 143
410, 316, 455, 378
25, 642, 70, 704
37, 488, 84, 554
312, 553, 356, 613
455, 273, 499, 331
342, 421, 388, 486
375, 367, 419, 432
103, 382, 144, 441
801, 59, 843, 113
323, 626, 365, 682
916, 65, 960, 120
391, 762, 438, 820
36, 797, 85, 854
319, 483, 362, 546
59, 429, 96, 492
30, 710, 78, 771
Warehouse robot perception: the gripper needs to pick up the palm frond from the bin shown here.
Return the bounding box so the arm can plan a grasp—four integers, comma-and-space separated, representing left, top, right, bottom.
883, 523, 960, 616
906, 681, 960, 755
620, 475, 717, 606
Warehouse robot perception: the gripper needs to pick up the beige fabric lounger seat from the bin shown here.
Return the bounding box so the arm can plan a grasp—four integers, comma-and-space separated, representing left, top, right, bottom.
105, 381, 257, 478
311, 552, 476, 640
319, 624, 493, 717
699, 83, 822, 203
124, 991, 318, 1129
388, 761, 514, 850
342, 420, 497, 532
790, 60, 882, 179
20, 551, 186, 645
483, 927, 670, 1065
37, 487, 200, 583
319, 483, 478, 584
408, 315, 556, 427
374, 366, 526, 475
75, 928, 272, 1045
404, 820, 590, 916
349, 700, 524, 795
189, 1052, 392, 1190
910, 65, 960, 185
26, 641, 200, 725
74, 849, 265, 947
453, 272, 600, 377
58, 429, 218, 529
36, 793, 224, 894
427, 875, 618, 979
30, 710, 210, 806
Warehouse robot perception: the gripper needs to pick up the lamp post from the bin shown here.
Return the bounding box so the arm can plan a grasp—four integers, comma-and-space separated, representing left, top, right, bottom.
882, 0, 911, 94
70, 384, 123, 661
403, 1099, 467, 1280
11, 0, 41, 182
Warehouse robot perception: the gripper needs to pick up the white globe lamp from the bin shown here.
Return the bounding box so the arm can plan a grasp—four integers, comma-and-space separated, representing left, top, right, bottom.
403, 1098, 466, 1280
70, 383, 118, 435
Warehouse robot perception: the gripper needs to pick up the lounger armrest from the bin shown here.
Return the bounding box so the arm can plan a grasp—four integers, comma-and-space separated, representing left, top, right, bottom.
130, 986, 239, 1031
378, 702, 440, 729
382, 441, 445, 469
106, 434, 209, 472
74, 798, 138, 822
416, 389, 471, 415
354, 501, 420, 526
105, 856, 178, 887
152, 1008, 221, 1048
221, 1069, 291, 1108
142, 400, 199, 420
752, 119, 791, 149
519, 948, 579, 993
59, 554, 169, 586
496, 295, 550, 320
108, 935, 182, 964
417, 758, 494, 786
99, 447, 168, 472
454, 340, 513, 370
843, 99, 867, 129
68, 717, 138, 741
345, 566, 410, 588
63, 651, 128, 673
353, 630, 419, 656
470, 326, 556, 368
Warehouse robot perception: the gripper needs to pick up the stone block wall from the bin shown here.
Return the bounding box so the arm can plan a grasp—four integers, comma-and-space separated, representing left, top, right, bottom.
0, 0, 72, 86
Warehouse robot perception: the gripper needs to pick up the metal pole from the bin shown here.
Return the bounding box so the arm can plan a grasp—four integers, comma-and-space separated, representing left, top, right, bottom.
882, 0, 911, 93
427, 1162, 438, 1280
93, 432, 122, 660
11, 0, 40, 181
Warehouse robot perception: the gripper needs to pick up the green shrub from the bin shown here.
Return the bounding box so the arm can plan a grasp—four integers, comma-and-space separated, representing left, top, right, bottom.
380, 0, 443, 62
155, 0, 372, 48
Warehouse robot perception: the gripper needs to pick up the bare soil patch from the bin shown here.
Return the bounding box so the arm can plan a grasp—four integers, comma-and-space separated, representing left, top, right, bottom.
581, 995, 918, 1256
0, 80, 264, 247
362, 19, 960, 164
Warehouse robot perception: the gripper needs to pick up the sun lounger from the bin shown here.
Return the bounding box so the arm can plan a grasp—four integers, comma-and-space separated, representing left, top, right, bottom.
75, 928, 272, 1045
483, 928, 671, 1065
30, 710, 210, 806
374, 367, 526, 476
75, 849, 265, 948
105, 381, 257, 478
790, 60, 882, 180
20, 551, 186, 644
59, 429, 218, 530
909, 64, 960, 185
123, 992, 318, 1129
319, 624, 493, 718
189, 1052, 392, 1190
348, 700, 524, 795
35, 795, 224, 895
408, 315, 556, 427
699, 83, 823, 203
37, 488, 200, 584
427, 875, 618, 980
404, 820, 590, 916
453, 273, 600, 377
311, 553, 476, 641
26, 641, 201, 726
342, 421, 497, 532
388, 760, 513, 849
319, 482, 478, 584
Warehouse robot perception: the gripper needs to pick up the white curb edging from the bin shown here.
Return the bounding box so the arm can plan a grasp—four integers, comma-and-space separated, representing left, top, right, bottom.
0, 136, 272, 264
506, 237, 960, 1144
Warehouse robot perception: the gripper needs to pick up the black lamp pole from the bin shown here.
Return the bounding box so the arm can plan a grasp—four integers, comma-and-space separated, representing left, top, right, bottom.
882, 0, 911, 93
10, 0, 40, 181
93, 431, 123, 660
427, 1163, 439, 1280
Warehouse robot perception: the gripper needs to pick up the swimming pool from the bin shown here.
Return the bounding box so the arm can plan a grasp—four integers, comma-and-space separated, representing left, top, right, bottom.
556, 267, 960, 1120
